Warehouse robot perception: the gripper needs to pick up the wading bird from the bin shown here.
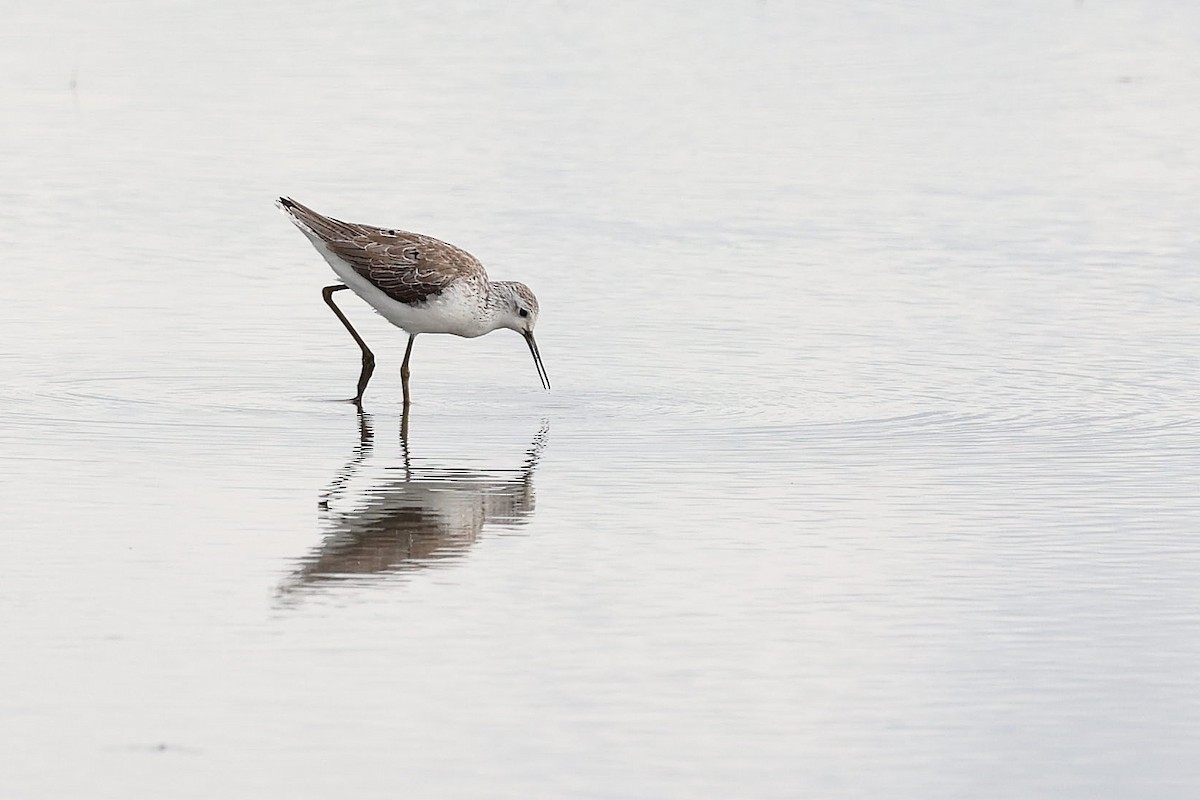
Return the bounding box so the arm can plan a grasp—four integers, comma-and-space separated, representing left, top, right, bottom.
278, 197, 549, 407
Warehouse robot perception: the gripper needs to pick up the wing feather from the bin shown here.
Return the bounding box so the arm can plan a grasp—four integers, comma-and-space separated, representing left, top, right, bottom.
279, 197, 486, 304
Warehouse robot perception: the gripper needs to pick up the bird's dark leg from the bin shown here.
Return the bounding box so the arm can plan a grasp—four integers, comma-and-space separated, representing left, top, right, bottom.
322, 285, 375, 407
400, 333, 416, 407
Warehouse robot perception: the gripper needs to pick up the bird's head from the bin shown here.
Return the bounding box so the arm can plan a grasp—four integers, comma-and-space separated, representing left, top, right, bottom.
495, 281, 549, 390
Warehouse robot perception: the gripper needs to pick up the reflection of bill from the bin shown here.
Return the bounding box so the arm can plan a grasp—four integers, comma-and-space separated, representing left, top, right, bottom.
279, 412, 548, 597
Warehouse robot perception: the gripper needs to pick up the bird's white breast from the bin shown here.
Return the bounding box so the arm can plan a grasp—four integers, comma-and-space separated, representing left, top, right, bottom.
306, 234, 492, 337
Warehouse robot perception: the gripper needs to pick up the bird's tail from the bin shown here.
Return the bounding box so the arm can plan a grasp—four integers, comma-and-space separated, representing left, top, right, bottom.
276, 197, 359, 242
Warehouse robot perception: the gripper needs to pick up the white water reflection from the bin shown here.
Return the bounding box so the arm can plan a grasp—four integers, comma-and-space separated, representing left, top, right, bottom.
281, 414, 547, 597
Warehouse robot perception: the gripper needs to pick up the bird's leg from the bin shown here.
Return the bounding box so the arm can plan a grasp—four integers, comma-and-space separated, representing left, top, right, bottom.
400, 333, 416, 407
322, 285, 375, 407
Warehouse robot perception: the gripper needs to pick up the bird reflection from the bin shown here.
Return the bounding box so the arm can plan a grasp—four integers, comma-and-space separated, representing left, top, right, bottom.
279, 410, 548, 597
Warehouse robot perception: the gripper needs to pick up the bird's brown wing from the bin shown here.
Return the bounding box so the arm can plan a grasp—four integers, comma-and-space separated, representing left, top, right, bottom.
280, 197, 486, 304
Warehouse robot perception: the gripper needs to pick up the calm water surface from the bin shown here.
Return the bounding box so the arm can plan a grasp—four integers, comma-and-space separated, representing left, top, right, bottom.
2, 2, 1199, 797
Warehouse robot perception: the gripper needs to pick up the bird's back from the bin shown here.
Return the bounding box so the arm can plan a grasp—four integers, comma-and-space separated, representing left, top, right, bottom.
278, 197, 487, 306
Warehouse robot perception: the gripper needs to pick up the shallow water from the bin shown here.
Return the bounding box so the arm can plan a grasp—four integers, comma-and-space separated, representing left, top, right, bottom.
3, 1, 1200, 797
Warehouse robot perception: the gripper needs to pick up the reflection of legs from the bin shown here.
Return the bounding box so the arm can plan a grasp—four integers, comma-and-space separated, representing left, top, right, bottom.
319, 410, 373, 510
399, 403, 412, 479
322, 285, 375, 406
357, 408, 373, 449
400, 333, 416, 407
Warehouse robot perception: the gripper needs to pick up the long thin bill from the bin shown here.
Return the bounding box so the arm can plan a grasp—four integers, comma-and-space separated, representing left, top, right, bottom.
524, 331, 550, 390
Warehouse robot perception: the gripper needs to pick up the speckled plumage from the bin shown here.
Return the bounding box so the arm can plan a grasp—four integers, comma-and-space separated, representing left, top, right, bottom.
278, 196, 549, 404
278, 197, 485, 306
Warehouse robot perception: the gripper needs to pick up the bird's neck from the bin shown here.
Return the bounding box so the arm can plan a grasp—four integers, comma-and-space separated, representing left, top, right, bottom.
481, 282, 517, 330
464, 281, 513, 336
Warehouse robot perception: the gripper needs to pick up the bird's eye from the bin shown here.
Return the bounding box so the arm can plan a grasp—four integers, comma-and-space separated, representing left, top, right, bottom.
519, 308, 529, 318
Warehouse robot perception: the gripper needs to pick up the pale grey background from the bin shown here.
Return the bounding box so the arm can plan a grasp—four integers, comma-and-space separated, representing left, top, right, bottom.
2, 1, 1199, 798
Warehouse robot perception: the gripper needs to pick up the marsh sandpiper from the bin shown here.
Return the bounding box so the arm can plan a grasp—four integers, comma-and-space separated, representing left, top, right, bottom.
278, 197, 549, 407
